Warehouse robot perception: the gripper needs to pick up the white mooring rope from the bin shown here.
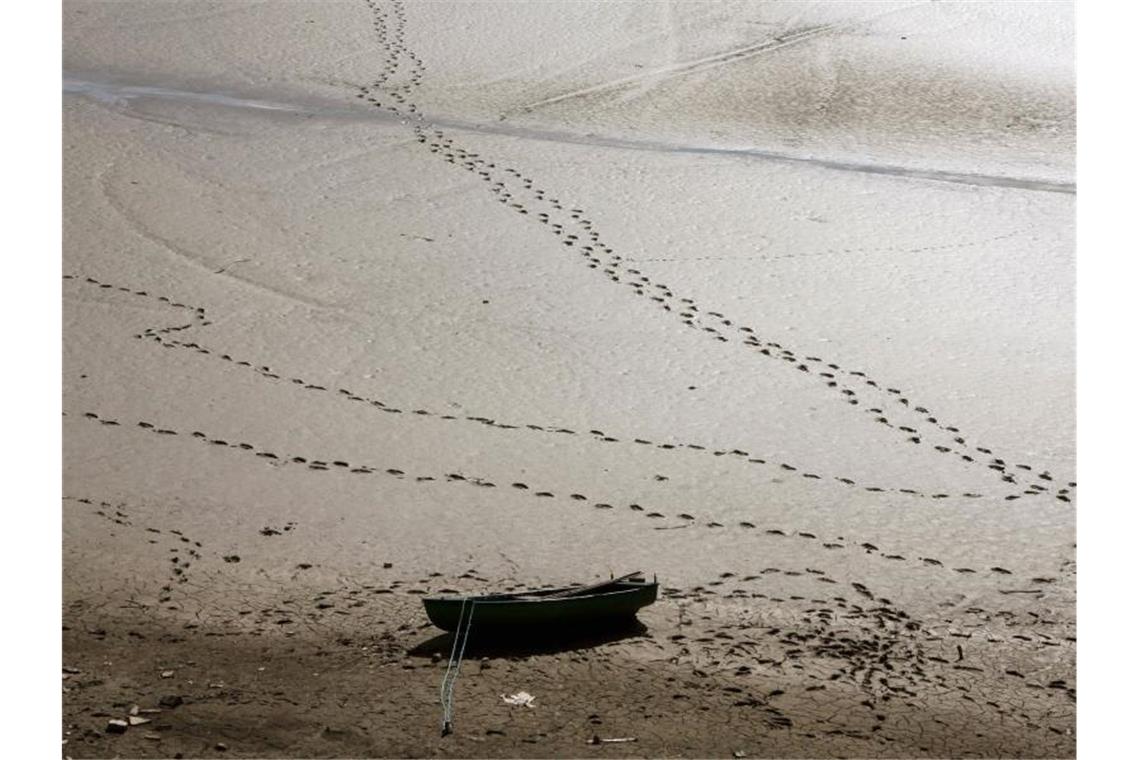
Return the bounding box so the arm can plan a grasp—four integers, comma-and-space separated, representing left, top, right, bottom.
439, 598, 477, 735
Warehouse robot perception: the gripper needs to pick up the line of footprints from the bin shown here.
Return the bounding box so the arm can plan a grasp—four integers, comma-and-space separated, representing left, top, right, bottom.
62, 496, 203, 599
65, 486, 1074, 724
64, 271, 1075, 589
62, 489, 1071, 655
67, 273, 1056, 504
352, 0, 1074, 503
64, 276, 1072, 604
63, 494, 1071, 675
73, 405, 1062, 587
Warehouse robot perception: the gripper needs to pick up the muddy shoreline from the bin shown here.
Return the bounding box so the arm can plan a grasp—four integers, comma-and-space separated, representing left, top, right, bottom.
62, 2, 1075, 757
62, 593, 1074, 759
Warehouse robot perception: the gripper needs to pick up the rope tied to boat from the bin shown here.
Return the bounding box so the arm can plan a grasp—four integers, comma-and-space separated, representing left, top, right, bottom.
439, 597, 477, 736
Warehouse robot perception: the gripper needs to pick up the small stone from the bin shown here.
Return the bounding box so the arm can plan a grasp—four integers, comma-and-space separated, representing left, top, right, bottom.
215, 742, 229, 751
161, 670, 175, 678
733, 752, 747, 759
143, 733, 162, 741
431, 652, 442, 663
128, 716, 151, 726
105, 719, 129, 734
129, 705, 139, 716
158, 695, 184, 708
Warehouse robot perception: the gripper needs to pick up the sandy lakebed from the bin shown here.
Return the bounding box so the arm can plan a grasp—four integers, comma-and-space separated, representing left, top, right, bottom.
62, 1, 1074, 757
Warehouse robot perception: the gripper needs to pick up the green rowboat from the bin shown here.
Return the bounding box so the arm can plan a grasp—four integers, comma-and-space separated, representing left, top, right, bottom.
422, 572, 658, 632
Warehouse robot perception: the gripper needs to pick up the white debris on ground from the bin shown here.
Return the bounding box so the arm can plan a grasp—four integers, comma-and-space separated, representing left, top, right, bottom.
500, 691, 536, 708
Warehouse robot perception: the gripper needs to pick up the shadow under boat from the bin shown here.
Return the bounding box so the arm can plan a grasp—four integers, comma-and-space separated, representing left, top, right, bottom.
408, 617, 650, 660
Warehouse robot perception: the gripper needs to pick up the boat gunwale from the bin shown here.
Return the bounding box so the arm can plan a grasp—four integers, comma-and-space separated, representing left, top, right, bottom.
423, 581, 656, 607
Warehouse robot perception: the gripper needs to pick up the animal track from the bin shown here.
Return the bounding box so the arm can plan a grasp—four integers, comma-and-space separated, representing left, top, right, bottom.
64, 11, 1073, 709
65, 274, 1023, 504
62, 8, 1076, 746
349, 0, 1073, 502
63, 496, 205, 594
74, 406, 1048, 587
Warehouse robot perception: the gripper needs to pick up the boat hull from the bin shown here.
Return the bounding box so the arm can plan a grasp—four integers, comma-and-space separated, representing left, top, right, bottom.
422, 580, 658, 632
